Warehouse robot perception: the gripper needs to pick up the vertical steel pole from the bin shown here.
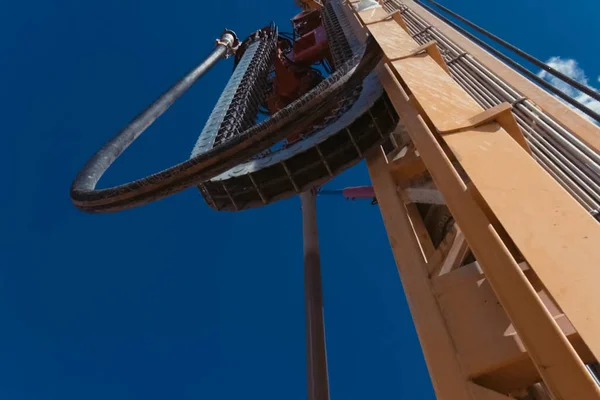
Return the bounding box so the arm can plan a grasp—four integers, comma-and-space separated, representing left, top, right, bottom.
300, 189, 330, 400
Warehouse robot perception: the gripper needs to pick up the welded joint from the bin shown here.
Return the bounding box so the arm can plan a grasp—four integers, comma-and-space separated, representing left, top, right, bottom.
447, 52, 468, 65
438, 102, 532, 154
221, 181, 239, 211
362, 10, 410, 33
388, 41, 450, 73
281, 161, 301, 193
379, 0, 406, 12
511, 97, 528, 107
439, 102, 514, 134
368, 110, 386, 139
346, 128, 363, 157
315, 145, 334, 177
216, 29, 240, 58
248, 173, 268, 205
200, 183, 217, 210
392, 3, 410, 14
411, 25, 434, 39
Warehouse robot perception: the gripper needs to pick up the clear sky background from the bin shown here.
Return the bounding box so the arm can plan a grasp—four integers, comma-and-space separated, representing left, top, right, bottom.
1, 0, 599, 399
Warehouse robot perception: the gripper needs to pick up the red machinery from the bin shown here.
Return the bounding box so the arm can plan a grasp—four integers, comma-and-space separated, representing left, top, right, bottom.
267, 10, 334, 143
268, 10, 333, 111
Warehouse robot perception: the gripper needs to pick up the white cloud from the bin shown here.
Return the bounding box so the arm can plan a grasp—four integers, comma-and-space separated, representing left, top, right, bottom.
536, 57, 600, 121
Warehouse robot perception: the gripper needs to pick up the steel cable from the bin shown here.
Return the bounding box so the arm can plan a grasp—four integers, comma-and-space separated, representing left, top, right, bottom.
422, 0, 600, 105
386, 0, 600, 214
413, 0, 600, 122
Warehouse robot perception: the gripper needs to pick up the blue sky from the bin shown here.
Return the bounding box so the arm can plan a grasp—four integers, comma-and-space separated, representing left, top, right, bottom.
1, 0, 598, 399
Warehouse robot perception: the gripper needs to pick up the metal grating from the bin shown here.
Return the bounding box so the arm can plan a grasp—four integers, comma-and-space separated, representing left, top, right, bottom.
201, 95, 398, 210
322, 1, 354, 68
191, 28, 277, 157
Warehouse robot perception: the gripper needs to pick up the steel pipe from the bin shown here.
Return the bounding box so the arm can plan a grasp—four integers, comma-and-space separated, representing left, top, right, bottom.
422, 0, 600, 104
384, 0, 600, 213
301, 189, 330, 400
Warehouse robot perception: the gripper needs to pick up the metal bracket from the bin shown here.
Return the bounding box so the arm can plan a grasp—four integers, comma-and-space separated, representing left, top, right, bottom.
438, 102, 532, 153
388, 40, 450, 74
216, 29, 240, 58
362, 10, 409, 33
411, 25, 434, 39
447, 52, 468, 65
511, 97, 528, 107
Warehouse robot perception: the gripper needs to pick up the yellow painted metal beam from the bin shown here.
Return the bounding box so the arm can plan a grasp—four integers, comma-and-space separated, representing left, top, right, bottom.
351, 4, 600, 398
367, 151, 477, 399
377, 61, 600, 398
433, 262, 595, 393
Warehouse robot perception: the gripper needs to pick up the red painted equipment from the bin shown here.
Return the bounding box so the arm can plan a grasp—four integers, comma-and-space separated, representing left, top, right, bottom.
266, 10, 334, 144
318, 186, 378, 205
291, 11, 331, 65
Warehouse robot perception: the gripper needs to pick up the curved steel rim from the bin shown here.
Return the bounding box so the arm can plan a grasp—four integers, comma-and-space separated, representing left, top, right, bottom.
70, 36, 382, 213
